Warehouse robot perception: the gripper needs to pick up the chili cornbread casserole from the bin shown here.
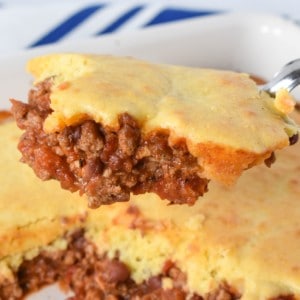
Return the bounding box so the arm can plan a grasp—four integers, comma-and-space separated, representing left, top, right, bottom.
11, 54, 299, 207
1, 112, 300, 299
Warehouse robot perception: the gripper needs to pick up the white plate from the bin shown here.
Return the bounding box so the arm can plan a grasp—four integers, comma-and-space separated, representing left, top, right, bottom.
1, 12, 300, 299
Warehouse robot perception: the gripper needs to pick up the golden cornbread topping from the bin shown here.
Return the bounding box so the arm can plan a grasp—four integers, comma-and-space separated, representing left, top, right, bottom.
28, 54, 298, 147
26, 53, 299, 185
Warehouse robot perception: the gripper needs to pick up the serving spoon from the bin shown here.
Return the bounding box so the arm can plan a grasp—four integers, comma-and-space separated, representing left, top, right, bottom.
260, 59, 300, 145
260, 58, 300, 102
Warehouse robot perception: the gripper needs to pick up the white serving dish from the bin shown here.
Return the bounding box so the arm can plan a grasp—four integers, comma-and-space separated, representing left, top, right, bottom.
1, 12, 300, 299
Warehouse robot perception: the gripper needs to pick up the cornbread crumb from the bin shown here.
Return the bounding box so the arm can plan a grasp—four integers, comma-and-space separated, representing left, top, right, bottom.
274, 89, 296, 114
162, 277, 174, 289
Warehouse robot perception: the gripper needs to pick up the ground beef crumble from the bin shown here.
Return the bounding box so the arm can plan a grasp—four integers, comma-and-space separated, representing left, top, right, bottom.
11, 79, 208, 207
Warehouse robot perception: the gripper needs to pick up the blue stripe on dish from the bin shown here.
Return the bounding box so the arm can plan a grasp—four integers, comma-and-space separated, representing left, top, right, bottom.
29, 4, 104, 47
97, 5, 144, 35
145, 8, 218, 26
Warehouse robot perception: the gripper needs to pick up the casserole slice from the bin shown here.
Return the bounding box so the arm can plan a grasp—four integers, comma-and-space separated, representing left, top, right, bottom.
11, 54, 298, 207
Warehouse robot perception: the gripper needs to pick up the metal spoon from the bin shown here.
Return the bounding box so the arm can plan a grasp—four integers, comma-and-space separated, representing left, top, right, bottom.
260, 59, 300, 145
260, 59, 300, 100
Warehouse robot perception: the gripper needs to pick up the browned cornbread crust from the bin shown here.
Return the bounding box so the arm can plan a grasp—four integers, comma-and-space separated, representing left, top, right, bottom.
12, 80, 208, 207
